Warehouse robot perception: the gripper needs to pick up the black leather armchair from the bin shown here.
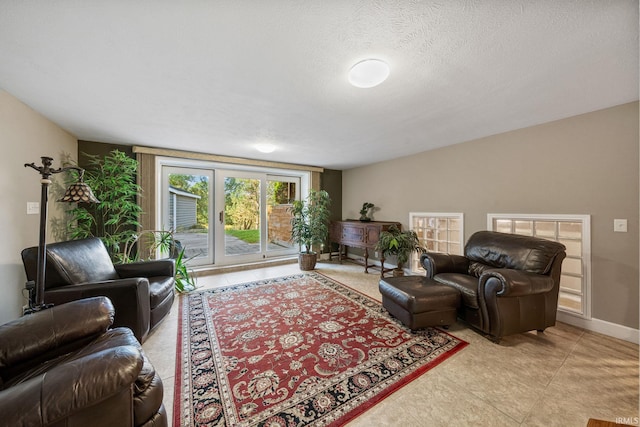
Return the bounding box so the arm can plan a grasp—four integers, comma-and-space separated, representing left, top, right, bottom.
0, 297, 166, 427
421, 231, 566, 342
22, 237, 175, 342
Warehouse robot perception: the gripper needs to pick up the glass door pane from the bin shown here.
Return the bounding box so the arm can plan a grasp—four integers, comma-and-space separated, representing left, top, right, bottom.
266, 175, 300, 255
215, 171, 301, 265
161, 166, 213, 266
222, 173, 262, 260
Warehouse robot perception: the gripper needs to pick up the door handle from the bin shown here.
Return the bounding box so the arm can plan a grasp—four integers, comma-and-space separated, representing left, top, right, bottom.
219, 210, 224, 224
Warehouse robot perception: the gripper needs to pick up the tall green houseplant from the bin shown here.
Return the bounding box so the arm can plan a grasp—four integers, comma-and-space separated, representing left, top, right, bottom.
289, 189, 331, 270
66, 150, 142, 262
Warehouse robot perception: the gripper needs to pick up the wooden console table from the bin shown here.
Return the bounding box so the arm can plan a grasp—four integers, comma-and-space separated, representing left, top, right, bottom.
329, 220, 401, 276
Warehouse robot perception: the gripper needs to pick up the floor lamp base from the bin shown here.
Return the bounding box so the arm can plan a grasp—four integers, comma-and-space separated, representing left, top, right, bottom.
23, 303, 54, 315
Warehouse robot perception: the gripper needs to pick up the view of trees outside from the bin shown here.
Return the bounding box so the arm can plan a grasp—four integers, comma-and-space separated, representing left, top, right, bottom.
224, 177, 260, 232
268, 181, 295, 205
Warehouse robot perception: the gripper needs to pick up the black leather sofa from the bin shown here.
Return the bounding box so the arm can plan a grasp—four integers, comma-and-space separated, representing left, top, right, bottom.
0, 297, 167, 426
22, 237, 175, 342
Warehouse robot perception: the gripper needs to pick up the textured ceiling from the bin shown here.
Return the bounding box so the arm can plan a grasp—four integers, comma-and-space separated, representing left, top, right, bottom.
0, 1, 637, 170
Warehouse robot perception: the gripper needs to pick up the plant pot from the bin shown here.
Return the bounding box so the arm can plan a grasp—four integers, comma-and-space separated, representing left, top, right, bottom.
392, 268, 405, 277
298, 252, 318, 271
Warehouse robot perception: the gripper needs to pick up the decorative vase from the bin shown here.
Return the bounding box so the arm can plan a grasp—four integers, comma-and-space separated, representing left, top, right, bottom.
298, 253, 318, 271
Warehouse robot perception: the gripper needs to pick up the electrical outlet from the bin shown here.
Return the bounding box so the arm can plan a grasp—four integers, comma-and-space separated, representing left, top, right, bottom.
614, 219, 627, 233
27, 202, 39, 215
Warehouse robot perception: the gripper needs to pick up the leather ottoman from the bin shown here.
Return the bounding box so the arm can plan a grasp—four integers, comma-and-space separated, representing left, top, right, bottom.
379, 276, 461, 330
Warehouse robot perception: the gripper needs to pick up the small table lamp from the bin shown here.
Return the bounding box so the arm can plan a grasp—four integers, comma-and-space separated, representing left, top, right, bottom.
24, 156, 99, 313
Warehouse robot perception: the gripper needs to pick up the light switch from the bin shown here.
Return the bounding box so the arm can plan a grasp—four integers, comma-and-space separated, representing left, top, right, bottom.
27, 202, 40, 215
614, 219, 627, 233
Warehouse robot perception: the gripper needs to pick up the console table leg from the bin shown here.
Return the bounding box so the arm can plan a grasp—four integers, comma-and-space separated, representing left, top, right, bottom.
363, 248, 369, 273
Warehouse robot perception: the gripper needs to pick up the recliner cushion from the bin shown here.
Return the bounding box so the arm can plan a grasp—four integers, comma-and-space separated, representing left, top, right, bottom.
46, 238, 119, 284
433, 273, 479, 308
465, 231, 565, 276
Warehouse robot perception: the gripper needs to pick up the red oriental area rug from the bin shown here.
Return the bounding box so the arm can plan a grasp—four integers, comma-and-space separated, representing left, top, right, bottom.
173, 273, 467, 426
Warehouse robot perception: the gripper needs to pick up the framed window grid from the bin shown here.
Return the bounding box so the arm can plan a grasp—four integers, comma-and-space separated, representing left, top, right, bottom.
487, 214, 591, 319
409, 212, 464, 274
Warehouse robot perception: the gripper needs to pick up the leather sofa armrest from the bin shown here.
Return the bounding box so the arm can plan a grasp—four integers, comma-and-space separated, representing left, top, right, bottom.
0, 297, 114, 369
420, 253, 469, 278
46, 279, 151, 342
480, 269, 555, 298
0, 346, 142, 426
115, 259, 175, 279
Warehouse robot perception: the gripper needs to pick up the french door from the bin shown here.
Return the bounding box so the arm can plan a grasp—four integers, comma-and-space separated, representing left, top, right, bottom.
215, 171, 300, 265
161, 164, 300, 267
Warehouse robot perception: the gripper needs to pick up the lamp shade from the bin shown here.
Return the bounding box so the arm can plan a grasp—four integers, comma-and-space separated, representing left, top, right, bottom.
59, 182, 99, 203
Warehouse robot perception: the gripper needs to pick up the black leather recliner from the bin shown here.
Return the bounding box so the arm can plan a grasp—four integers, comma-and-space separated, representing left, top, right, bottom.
0, 297, 167, 427
421, 231, 566, 342
22, 237, 175, 342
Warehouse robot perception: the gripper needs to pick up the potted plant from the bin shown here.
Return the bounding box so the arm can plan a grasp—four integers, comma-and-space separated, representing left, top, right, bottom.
359, 202, 375, 221
123, 229, 197, 293
289, 189, 331, 270
64, 149, 142, 262
375, 224, 426, 276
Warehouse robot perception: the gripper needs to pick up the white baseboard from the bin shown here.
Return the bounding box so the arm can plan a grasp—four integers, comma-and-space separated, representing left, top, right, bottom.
556, 311, 639, 344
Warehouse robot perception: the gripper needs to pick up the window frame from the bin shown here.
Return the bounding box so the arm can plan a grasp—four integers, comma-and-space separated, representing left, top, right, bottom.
487, 213, 591, 319
409, 212, 464, 274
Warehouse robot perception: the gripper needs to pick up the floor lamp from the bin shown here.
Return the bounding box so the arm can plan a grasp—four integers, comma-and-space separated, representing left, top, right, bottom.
24, 156, 99, 313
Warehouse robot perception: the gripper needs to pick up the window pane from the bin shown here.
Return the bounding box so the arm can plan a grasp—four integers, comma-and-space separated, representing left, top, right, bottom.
224, 177, 261, 255
514, 220, 533, 236
449, 243, 461, 254
168, 173, 209, 260
494, 219, 512, 233
435, 230, 447, 241
267, 179, 296, 251
560, 275, 582, 292
559, 222, 582, 238
559, 239, 582, 257
562, 258, 582, 276
535, 221, 556, 238
449, 218, 461, 230
559, 292, 582, 312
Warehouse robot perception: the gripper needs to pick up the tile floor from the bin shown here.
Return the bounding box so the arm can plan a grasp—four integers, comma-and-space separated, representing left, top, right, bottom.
142, 260, 640, 427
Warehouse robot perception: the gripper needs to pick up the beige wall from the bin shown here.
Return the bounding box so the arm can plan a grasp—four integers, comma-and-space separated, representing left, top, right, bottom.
343, 102, 639, 329
0, 90, 77, 324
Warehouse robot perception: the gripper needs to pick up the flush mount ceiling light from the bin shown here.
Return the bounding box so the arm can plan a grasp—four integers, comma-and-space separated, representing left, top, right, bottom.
348, 59, 390, 88
255, 143, 276, 153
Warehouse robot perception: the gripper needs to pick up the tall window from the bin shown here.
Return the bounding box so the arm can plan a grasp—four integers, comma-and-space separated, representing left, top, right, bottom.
487, 214, 591, 318
409, 212, 464, 273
